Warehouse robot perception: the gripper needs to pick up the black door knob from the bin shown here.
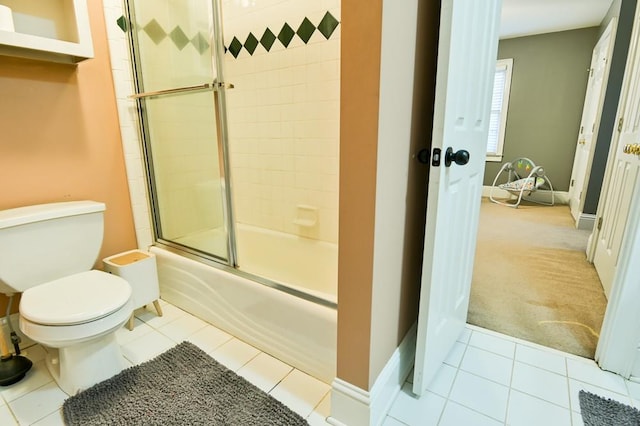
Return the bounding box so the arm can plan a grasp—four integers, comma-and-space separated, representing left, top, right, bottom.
445, 147, 470, 167
417, 148, 430, 164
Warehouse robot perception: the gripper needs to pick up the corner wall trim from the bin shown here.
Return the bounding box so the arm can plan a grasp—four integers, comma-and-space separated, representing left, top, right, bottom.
328, 322, 417, 426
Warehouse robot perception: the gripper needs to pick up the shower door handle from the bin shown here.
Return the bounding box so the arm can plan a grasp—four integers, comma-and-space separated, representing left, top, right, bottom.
129, 81, 234, 99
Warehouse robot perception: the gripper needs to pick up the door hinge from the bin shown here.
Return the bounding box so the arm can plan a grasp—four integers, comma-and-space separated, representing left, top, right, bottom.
580, 126, 584, 134
592, 123, 596, 132
597, 217, 603, 230
571, 179, 575, 187
590, 68, 594, 77
618, 117, 624, 132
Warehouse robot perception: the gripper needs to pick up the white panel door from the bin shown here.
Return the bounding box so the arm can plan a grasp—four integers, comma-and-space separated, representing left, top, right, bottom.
593, 27, 640, 297
413, 0, 501, 395
569, 20, 616, 223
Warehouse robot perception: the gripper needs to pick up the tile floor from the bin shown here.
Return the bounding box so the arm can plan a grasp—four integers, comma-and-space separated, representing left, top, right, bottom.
0, 301, 638, 425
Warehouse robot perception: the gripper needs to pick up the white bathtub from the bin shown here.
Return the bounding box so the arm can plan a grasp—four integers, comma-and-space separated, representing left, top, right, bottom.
150, 225, 338, 382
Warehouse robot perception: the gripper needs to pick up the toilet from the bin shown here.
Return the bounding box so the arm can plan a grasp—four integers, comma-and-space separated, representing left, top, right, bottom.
0, 200, 133, 395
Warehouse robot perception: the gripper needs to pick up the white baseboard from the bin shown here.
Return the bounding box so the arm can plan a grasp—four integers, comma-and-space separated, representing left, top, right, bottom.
482, 186, 570, 205
328, 323, 417, 426
577, 213, 596, 231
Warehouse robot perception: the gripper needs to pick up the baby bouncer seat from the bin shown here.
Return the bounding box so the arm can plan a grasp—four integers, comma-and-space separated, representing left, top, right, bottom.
489, 157, 555, 208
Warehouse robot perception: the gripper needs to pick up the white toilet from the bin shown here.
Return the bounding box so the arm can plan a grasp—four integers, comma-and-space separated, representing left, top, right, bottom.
0, 200, 133, 395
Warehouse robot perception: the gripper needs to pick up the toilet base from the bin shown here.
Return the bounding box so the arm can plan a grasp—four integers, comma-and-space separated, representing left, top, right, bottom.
45, 332, 127, 395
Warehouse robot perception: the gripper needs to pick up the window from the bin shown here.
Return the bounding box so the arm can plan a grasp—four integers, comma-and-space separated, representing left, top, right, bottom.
487, 58, 513, 162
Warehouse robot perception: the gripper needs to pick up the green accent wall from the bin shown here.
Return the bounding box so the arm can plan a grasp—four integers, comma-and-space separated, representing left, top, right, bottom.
483, 27, 600, 190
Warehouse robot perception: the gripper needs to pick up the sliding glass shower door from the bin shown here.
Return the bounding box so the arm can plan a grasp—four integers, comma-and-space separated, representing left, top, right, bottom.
127, 0, 235, 263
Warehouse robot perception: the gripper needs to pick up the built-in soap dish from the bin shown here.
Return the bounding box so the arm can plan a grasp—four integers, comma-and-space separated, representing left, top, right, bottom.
293, 204, 318, 227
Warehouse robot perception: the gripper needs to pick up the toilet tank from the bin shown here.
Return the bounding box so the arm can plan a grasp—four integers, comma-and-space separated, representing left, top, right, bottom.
0, 201, 106, 294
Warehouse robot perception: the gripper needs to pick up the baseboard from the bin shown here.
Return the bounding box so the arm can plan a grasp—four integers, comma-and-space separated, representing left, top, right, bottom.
577, 213, 596, 231
328, 323, 417, 426
482, 186, 570, 205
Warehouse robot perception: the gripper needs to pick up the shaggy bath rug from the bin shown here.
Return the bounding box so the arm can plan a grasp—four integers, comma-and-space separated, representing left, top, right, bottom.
579, 390, 640, 425
62, 341, 309, 425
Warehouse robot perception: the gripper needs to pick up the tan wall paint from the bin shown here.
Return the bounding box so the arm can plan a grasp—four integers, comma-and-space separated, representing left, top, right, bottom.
338, 0, 439, 390
337, 0, 383, 389
0, 1, 137, 313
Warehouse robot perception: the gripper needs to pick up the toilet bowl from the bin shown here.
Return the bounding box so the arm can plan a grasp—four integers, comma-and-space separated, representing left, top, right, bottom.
19, 270, 133, 395
0, 201, 135, 396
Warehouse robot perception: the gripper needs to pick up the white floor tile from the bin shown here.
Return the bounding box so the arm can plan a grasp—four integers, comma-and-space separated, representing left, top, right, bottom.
511, 361, 570, 408
121, 330, 176, 365
443, 341, 466, 367
134, 303, 186, 329
567, 358, 628, 395
8, 382, 67, 425
31, 409, 65, 425
515, 343, 567, 376
20, 345, 47, 364
427, 363, 457, 397
571, 410, 585, 426
460, 346, 513, 385
507, 390, 572, 426
568, 379, 632, 413
458, 327, 472, 344
307, 391, 331, 425
115, 318, 153, 345
0, 404, 17, 426
381, 416, 408, 426
439, 401, 502, 426
269, 369, 330, 418
449, 370, 509, 421
210, 338, 260, 371
237, 352, 293, 393
469, 330, 516, 359
0, 361, 53, 403
185, 325, 233, 354
157, 313, 208, 342
388, 384, 445, 425
628, 380, 640, 409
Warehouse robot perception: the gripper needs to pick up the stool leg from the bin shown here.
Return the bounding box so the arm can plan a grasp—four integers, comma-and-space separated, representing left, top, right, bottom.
152, 300, 164, 317
127, 314, 135, 331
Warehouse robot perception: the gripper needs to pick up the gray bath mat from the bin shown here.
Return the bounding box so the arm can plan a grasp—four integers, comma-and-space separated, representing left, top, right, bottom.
579, 390, 640, 425
62, 341, 309, 425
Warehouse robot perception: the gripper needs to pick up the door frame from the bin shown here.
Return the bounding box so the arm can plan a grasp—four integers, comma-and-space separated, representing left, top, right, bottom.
594, 4, 640, 376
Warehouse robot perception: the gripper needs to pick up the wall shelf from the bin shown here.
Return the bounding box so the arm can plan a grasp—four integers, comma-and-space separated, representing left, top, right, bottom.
0, 0, 93, 64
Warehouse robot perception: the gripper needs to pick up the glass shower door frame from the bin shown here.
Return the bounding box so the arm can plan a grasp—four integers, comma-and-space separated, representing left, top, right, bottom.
125, 0, 237, 267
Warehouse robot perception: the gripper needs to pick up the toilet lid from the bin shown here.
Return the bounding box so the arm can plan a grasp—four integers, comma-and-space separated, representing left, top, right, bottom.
20, 270, 132, 326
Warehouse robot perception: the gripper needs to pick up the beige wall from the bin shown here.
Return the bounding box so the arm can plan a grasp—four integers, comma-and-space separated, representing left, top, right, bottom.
338, 0, 438, 390
0, 1, 137, 312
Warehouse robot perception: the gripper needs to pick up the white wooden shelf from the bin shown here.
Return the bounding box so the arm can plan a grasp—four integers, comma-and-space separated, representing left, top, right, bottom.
0, 0, 93, 64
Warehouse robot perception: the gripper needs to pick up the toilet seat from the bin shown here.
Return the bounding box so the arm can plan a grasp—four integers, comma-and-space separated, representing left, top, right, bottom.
20, 270, 131, 326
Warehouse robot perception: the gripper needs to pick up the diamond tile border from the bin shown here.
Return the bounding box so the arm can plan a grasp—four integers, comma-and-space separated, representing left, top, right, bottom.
118, 11, 340, 58
226, 11, 340, 58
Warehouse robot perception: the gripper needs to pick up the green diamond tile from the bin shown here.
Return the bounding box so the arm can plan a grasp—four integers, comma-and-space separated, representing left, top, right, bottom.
260, 28, 276, 51
228, 37, 243, 58
143, 19, 167, 45
244, 32, 258, 55
116, 15, 128, 33
317, 11, 339, 39
278, 23, 295, 48
296, 17, 316, 44
191, 32, 210, 54
169, 26, 189, 50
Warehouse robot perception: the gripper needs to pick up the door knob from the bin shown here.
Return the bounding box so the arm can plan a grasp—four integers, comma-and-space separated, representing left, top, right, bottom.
417, 148, 430, 164
445, 147, 470, 167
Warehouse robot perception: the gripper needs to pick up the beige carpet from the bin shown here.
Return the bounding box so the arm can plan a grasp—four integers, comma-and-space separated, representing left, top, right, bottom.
468, 198, 608, 358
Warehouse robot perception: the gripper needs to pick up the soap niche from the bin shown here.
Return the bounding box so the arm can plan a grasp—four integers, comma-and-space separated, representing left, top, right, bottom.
0, 0, 93, 63
2, 0, 79, 42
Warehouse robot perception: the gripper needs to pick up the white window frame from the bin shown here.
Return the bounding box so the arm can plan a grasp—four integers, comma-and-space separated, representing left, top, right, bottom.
486, 58, 513, 162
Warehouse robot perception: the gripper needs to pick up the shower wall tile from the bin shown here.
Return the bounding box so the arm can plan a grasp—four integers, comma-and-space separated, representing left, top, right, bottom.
223, 0, 340, 244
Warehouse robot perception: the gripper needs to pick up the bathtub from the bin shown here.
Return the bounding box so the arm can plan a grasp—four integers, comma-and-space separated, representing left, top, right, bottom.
150, 225, 337, 383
